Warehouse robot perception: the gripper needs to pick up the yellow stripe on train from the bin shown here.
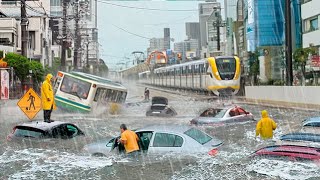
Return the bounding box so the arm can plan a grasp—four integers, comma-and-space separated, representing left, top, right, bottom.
207, 85, 240, 90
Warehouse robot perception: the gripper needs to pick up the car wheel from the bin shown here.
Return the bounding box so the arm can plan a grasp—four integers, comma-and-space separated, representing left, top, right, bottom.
92, 153, 106, 157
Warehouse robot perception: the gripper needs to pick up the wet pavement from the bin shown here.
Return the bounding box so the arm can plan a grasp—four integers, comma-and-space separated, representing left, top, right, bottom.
1, 82, 320, 179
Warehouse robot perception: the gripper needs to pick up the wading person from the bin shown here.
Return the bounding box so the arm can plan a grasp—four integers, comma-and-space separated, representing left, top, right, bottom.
41, 74, 56, 123
119, 124, 140, 157
144, 87, 149, 101
256, 110, 277, 140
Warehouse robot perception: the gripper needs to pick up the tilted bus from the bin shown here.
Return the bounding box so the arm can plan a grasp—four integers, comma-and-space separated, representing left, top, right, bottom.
53, 71, 127, 113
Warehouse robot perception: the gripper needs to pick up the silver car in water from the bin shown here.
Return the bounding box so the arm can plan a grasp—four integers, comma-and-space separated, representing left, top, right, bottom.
83, 125, 223, 156
190, 106, 255, 126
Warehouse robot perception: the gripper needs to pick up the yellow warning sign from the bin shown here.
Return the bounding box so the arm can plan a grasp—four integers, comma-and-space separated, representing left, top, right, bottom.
17, 88, 42, 120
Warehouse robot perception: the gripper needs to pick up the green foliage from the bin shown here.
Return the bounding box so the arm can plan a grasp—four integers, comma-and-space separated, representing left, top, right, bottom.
293, 47, 317, 84
3, 52, 45, 83
29, 60, 45, 83
293, 47, 316, 70
248, 51, 259, 76
0, 50, 3, 58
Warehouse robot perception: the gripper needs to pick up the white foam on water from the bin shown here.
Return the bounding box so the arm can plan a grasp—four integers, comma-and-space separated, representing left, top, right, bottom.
247, 158, 320, 180
0, 148, 113, 180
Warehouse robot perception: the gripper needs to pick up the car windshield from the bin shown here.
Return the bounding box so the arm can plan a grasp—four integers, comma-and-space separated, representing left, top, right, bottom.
184, 128, 212, 145
200, 109, 226, 118
304, 122, 320, 127
13, 126, 44, 138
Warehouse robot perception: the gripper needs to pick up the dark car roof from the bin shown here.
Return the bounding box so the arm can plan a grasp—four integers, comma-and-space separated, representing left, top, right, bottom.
280, 133, 320, 143
152, 96, 168, 105
16, 121, 69, 131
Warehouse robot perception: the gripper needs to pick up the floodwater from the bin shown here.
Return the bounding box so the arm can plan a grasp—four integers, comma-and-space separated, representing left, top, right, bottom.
1, 82, 320, 179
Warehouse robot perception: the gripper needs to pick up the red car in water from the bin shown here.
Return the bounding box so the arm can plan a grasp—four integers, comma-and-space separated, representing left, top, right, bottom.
253, 145, 320, 161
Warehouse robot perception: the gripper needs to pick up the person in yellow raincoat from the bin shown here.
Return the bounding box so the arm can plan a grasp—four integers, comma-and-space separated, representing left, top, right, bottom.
41, 74, 56, 123
256, 110, 277, 139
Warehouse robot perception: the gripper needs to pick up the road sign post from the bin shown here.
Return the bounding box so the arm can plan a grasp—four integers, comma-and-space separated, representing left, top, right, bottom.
17, 88, 42, 120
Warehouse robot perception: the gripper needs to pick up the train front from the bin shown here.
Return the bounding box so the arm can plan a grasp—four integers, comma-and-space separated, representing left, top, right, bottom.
207, 56, 241, 96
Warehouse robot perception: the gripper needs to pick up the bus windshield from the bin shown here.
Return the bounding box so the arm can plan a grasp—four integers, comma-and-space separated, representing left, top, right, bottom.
60, 75, 91, 99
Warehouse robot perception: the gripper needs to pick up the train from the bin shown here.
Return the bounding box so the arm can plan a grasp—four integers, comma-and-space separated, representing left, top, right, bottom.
138, 56, 242, 96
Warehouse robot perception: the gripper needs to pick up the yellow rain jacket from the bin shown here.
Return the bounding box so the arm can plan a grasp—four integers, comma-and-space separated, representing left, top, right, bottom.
41, 74, 56, 110
256, 110, 277, 139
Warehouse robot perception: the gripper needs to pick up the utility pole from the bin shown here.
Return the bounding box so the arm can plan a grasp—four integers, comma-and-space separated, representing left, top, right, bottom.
212, 7, 225, 53
61, 0, 68, 71
21, 0, 28, 57
73, 0, 80, 69
86, 41, 89, 67
285, 0, 293, 86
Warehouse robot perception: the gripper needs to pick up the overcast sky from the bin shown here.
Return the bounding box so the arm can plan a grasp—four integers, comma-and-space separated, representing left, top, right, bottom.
97, 1, 225, 69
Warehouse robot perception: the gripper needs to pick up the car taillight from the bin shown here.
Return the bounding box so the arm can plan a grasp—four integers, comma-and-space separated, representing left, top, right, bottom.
208, 149, 218, 156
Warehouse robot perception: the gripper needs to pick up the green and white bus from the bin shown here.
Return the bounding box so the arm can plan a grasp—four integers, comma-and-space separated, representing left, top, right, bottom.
53, 71, 127, 113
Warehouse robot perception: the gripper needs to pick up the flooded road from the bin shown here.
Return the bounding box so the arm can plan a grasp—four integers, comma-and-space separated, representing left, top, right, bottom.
1, 82, 320, 179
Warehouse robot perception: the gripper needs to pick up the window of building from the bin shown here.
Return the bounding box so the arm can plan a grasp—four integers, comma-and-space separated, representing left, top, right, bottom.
304, 16, 319, 33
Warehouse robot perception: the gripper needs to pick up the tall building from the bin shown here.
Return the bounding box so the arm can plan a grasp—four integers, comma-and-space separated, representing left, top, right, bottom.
224, 0, 237, 55
0, 0, 52, 66
245, 0, 302, 81
48, 0, 99, 68
186, 22, 200, 50
148, 38, 164, 54
199, 0, 223, 56
164, 28, 170, 50
186, 22, 200, 40
301, 0, 319, 53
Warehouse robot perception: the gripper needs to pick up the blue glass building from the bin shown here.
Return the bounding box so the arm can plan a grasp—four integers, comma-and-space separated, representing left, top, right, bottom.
246, 0, 302, 50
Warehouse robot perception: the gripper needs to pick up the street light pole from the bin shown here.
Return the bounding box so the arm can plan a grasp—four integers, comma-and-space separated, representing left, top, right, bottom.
212, 6, 225, 53
285, 0, 293, 86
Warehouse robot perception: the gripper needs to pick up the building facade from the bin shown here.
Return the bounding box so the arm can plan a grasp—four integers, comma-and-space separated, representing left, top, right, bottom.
163, 28, 170, 50
0, 0, 52, 67
301, 0, 320, 54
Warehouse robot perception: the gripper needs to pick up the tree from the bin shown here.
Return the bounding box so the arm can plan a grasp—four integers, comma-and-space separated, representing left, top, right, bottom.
248, 51, 260, 85
4, 52, 45, 86
293, 47, 316, 85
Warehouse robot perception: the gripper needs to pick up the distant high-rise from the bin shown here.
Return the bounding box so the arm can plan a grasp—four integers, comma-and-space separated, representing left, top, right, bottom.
164, 28, 170, 50
186, 22, 200, 40
198, 1, 221, 52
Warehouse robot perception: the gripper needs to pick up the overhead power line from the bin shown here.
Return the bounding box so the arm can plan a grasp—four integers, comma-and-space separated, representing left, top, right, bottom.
111, 24, 151, 40
97, 1, 198, 12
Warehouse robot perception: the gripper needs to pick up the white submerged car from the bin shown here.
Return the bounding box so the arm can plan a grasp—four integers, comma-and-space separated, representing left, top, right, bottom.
83, 125, 223, 156
190, 106, 255, 126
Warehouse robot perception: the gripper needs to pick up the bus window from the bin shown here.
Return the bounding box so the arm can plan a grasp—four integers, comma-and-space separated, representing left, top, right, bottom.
60, 75, 91, 99
121, 92, 127, 103
94, 88, 101, 102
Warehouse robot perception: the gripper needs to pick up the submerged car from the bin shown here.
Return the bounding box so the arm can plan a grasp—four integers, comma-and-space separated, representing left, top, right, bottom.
146, 96, 177, 117
190, 106, 254, 125
7, 121, 85, 141
252, 145, 320, 161
83, 125, 223, 156
301, 117, 320, 134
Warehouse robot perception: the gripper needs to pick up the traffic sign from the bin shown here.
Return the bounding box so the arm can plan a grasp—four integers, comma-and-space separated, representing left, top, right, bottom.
17, 88, 42, 120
